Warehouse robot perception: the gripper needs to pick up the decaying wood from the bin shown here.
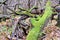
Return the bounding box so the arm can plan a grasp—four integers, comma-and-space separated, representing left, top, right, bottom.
0, 0, 59, 14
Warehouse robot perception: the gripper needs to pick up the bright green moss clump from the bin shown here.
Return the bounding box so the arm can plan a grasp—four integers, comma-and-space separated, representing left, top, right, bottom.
26, 0, 53, 40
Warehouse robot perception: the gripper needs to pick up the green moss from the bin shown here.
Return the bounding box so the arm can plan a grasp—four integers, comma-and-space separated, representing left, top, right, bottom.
16, 6, 36, 17
26, 0, 53, 40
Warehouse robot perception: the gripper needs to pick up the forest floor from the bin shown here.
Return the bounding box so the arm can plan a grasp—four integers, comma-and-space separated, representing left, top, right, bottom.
0, 14, 59, 40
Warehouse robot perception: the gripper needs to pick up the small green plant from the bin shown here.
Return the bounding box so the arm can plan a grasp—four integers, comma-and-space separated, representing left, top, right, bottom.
26, 0, 53, 40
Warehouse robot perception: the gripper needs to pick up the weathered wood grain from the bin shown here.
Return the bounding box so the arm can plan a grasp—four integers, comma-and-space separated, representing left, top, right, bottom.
0, 0, 59, 14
